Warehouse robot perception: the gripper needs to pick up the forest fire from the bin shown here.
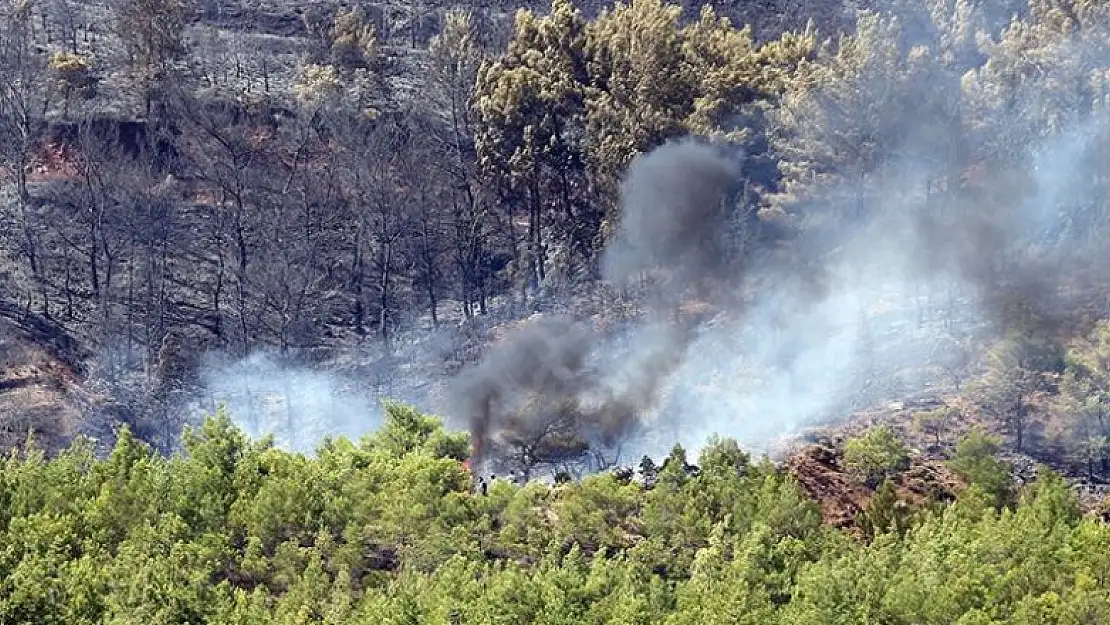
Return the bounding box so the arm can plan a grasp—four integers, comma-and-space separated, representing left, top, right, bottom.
448, 139, 740, 478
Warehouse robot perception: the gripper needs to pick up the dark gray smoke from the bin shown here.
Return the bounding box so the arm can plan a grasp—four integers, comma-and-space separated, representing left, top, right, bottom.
602, 138, 742, 299
453, 138, 743, 470
448, 315, 595, 466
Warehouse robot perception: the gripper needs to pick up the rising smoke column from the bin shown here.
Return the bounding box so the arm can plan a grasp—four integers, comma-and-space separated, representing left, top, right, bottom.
448, 315, 596, 467
602, 138, 743, 303
452, 137, 745, 469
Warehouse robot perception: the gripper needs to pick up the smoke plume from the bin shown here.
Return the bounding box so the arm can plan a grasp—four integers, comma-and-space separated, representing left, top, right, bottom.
454, 81, 1110, 470
452, 138, 743, 470
181, 2, 1110, 475
447, 316, 595, 465
602, 138, 742, 298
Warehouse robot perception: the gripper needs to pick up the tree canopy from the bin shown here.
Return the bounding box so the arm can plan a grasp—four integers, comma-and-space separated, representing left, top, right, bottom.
0, 406, 1108, 624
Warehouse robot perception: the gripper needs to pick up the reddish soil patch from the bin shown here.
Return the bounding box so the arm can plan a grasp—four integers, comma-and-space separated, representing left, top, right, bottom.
788, 444, 871, 529
787, 442, 963, 532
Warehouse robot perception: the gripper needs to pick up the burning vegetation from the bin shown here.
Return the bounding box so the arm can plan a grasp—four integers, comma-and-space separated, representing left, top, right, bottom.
451, 139, 743, 476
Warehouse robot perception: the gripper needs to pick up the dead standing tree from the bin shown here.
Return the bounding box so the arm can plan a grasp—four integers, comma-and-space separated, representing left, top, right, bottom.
335, 114, 415, 347
0, 0, 53, 315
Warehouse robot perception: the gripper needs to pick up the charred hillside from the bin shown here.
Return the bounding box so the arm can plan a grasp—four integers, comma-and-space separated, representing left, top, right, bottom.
3, 0, 1110, 501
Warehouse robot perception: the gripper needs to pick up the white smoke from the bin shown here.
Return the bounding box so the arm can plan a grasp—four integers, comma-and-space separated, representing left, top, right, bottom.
186, 6, 1110, 471
193, 351, 386, 452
